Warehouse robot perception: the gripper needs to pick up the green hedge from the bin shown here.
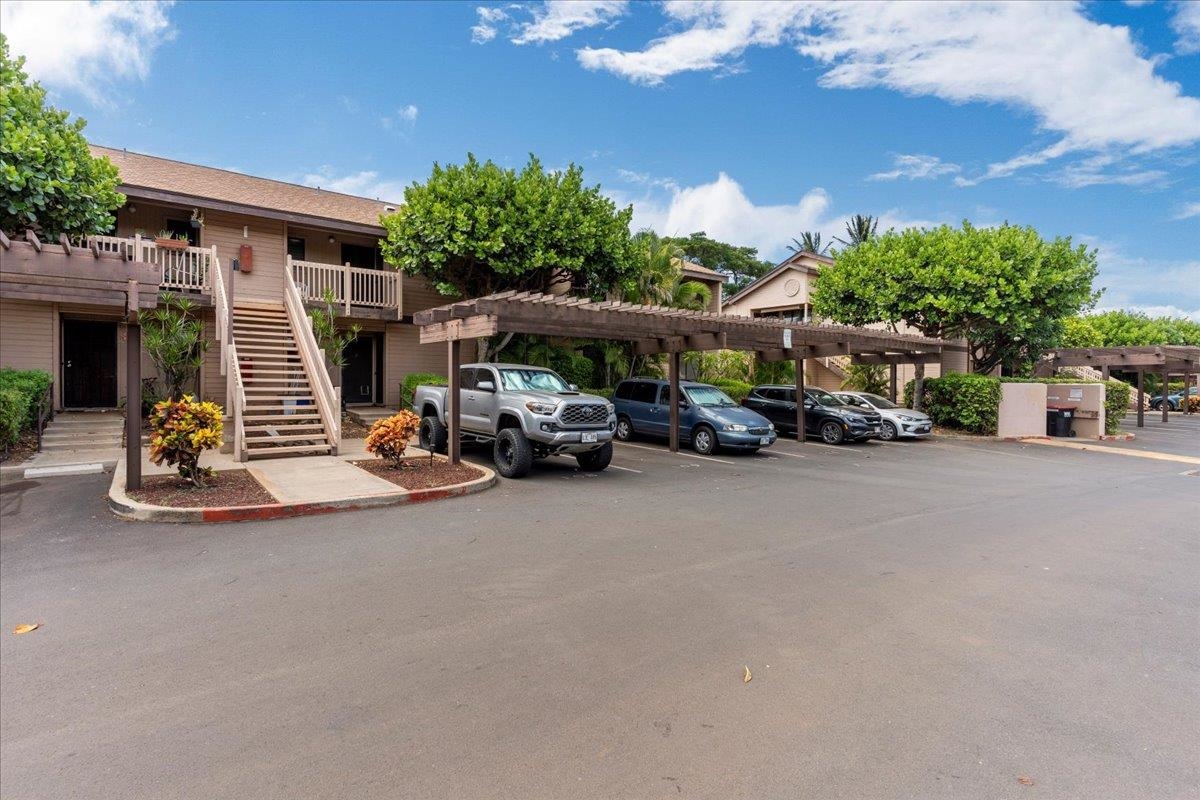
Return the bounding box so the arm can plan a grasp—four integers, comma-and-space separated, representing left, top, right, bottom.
0, 369, 53, 448
400, 372, 447, 410
581, 387, 615, 400
906, 373, 1002, 434
711, 379, 754, 404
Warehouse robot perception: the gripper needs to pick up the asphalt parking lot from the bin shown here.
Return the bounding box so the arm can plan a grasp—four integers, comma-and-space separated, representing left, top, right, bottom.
2, 431, 1197, 800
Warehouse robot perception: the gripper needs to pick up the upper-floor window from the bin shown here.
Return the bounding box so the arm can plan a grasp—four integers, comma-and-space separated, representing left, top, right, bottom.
341, 243, 381, 270
287, 237, 306, 261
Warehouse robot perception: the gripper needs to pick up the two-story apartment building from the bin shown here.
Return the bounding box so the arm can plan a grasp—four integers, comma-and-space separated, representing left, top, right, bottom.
0, 146, 452, 459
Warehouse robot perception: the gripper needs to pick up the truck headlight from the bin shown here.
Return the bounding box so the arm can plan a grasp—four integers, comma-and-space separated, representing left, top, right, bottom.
525, 400, 561, 415
724, 423, 748, 432
606, 403, 615, 415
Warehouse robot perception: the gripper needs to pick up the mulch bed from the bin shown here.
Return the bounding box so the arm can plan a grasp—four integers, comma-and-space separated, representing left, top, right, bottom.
341, 413, 372, 439
128, 470, 276, 508
352, 457, 484, 491
0, 431, 40, 464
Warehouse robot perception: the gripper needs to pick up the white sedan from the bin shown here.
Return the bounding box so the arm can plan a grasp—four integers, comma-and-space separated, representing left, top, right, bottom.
833, 391, 933, 441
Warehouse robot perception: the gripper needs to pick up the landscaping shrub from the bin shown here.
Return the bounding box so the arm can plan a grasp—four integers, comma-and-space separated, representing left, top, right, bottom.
711, 379, 753, 404
550, 351, 595, 389
401, 372, 447, 409
906, 373, 1001, 434
581, 387, 615, 400
365, 410, 422, 468
1188, 395, 1200, 413
147, 395, 224, 488
0, 368, 52, 447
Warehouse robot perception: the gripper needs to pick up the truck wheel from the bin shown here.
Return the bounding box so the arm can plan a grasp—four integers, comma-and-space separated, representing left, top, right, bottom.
494, 428, 533, 479
691, 424, 717, 455
576, 442, 612, 471
419, 416, 448, 454
614, 415, 634, 441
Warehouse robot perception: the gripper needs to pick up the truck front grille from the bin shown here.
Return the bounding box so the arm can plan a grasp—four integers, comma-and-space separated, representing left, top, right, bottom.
560, 403, 609, 426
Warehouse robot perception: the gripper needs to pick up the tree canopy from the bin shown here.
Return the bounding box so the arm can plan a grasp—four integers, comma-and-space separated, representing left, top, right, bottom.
664, 231, 773, 294
811, 221, 1100, 374
1061, 310, 1200, 348
0, 35, 123, 238
379, 153, 636, 300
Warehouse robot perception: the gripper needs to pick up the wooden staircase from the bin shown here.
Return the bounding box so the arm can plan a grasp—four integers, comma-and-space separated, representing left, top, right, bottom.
231, 302, 334, 459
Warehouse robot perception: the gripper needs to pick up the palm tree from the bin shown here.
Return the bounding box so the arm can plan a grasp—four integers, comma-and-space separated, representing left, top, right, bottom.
787, 232, 830, 255
834, 214, 878, 248
670, 279, 712, 312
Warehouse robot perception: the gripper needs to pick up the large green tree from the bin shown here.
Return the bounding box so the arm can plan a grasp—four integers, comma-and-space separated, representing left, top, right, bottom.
812, 221, 1100, 374
663, 231, 772, 294
0, 35, 123, 238
1062, 310, 1200, 347
380, 153, 635, 300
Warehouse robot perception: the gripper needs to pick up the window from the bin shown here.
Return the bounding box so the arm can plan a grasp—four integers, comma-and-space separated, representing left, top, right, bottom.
498, 368, 570, 392
459, 367, 477, 390
165, 219, 199, 246
287, 237, 306, 261
684, 385, 737, 407
628, 382, 657, 404
341, 243, 379, 270
658, 385, 674, 405
474, 367, 496, 389
762, 388, 785, 401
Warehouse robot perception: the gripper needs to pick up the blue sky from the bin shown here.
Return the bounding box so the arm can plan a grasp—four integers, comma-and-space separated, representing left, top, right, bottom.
4, 0, 1199, 317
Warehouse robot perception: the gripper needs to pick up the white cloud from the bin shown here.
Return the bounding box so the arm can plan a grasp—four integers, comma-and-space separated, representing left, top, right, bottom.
380, 104, 419, 131
1049, 153, 1170, 189
1172, 0, 1200, 54
0, 0, 173, 104
301, 168, 408, 203
868, 154, 960, 181
1079, 235, 1200, 318
472, 6, 509, 44
1173, 201, 1200, 220
511, 0, 628, 45
564, 2, 1200, 182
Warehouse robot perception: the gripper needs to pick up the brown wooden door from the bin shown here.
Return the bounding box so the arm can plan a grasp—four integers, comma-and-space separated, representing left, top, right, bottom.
62, 319, 118, 407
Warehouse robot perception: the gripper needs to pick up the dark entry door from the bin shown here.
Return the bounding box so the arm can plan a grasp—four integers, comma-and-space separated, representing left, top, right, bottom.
341, 336, 377, 404
62, 319, 118, 407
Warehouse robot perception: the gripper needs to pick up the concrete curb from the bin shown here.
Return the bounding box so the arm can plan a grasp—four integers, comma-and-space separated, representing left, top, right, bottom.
108, 460, 497, 524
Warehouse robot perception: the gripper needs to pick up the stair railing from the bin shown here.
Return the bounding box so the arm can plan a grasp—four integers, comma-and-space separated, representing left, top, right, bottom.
210, 252, 246, 460
283, 265, 341, 451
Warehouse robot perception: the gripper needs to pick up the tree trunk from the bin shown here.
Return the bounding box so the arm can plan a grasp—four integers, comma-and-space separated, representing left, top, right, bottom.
912, 362, 926, 413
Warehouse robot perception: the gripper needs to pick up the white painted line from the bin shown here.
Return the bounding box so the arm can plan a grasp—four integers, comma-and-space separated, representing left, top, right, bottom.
25, 463, 105, 478
615, 442, 736, 464
608, 464, 643, 474
769, 450, 807, 459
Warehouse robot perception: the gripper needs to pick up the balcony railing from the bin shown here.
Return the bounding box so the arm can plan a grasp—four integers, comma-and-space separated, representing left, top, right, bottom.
288, 256, 401, 314
89, 235, 213, 294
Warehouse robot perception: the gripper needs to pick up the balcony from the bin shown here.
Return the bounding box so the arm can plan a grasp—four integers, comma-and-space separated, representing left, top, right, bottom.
288, 256, 401, 316
89, 235, 213, 295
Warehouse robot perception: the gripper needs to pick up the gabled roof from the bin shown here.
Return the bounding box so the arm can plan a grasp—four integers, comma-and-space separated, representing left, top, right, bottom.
675, 257, 724, 280
90, 145, 398, 232
725, 250, 833, 305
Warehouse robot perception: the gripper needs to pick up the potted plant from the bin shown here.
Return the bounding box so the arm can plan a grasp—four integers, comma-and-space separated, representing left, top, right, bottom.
154, 230, 191, 251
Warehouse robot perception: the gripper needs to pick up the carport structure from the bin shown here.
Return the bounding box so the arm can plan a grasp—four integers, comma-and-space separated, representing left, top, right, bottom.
414, 291, 955, 464
1035, 346, 1200, 427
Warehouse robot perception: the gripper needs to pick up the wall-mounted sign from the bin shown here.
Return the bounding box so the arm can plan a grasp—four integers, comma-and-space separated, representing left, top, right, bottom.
783, 328, 793, 349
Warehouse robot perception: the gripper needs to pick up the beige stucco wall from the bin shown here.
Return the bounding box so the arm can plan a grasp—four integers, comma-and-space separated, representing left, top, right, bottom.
998, 383, 1048, 439
1046, 382, 1105, 439
724, 265, 813, 318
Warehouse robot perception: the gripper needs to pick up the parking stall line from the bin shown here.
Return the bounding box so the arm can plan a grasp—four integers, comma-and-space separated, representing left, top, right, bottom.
614, 442, 737, 465
607, 464, 644, 474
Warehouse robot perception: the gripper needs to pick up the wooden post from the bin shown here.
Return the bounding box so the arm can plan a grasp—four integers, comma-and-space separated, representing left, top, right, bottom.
1136, 369, 1144, 428
1186, 370, 1194, 415
125, 311, 142, 492
795, 356, 806, 442
912, 362, 926, 413
1160, 370, 1169, 423
668, 351, 681, 453
344, 262, 352, 315
1101, 365, 1110, 380
889, 363, 898, 404
447, 339, 461, 465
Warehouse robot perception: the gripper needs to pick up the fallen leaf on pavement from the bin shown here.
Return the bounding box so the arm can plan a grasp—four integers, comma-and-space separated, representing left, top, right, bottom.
1017, 776, 1035, 786
743, 666, 752, 683
13, 623, 39, 635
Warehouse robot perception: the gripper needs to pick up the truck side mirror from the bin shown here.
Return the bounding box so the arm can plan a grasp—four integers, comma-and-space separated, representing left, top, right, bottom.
476, 380, 495, 393
568, 383, 579, 391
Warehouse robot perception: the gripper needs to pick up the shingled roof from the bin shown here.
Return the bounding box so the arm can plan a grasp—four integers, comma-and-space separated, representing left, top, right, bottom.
91, 145, 398, 230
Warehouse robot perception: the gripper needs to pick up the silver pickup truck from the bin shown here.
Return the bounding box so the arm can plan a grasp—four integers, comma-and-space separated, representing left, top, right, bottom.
413, 363, 616, 478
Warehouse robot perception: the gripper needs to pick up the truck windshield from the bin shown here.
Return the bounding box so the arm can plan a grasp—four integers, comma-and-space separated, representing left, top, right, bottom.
685, 386, 738, 407
499, 368, 571, 392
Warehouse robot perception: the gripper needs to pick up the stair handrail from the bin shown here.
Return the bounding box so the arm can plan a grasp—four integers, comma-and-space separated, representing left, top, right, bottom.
212, 250, 229, 374
226, 339, 247, 461
283, 264, 341, 451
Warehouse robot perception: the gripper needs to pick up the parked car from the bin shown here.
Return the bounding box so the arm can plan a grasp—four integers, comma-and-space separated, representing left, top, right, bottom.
612, 378, 777, 455
832, 391, 933, 441
742, 384, 882, 444
413, 363, 616, 479
1149, 387, 1198, 411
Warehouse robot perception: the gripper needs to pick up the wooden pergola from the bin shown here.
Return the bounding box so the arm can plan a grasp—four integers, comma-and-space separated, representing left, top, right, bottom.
1035, 345, 1200, 427
413, 291, 956, 464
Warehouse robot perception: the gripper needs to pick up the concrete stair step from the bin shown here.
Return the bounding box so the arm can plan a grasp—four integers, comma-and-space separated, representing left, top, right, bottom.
245, 444, 333, 458
242, 414, 324, 422
244, 432, 330, 443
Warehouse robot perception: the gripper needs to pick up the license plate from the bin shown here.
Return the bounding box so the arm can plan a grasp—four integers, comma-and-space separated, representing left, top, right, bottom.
581, 432, 598, 443
759, 436, 771, 445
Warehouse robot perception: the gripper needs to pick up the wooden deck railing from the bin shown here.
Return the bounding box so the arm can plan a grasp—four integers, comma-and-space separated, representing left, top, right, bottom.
288, 256, 401, 314
89, 235, 213, 294
283, 264, 342, 449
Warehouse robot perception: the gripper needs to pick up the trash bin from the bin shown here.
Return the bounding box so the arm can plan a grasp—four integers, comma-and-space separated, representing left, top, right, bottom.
1046, 404, 1075, 437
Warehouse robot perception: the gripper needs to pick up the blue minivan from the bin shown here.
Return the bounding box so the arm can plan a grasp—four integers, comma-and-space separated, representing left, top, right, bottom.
612, 378, 777, 455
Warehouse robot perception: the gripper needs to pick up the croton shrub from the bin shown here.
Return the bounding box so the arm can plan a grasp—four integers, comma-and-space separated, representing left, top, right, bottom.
148, 395, 224, 487
365, 410, 422, 467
